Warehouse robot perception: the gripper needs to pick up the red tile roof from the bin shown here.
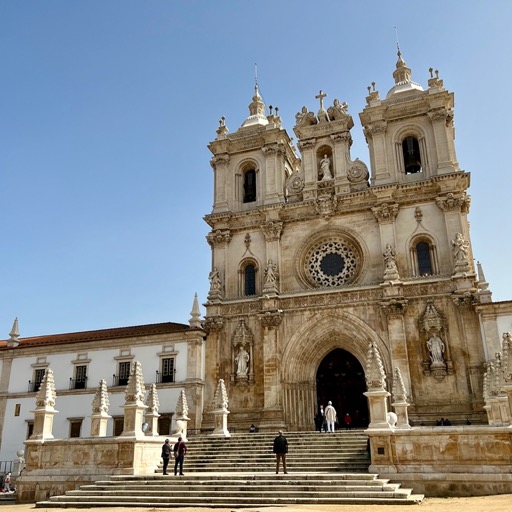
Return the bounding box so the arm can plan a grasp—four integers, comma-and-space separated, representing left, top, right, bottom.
0, 322, 192, 350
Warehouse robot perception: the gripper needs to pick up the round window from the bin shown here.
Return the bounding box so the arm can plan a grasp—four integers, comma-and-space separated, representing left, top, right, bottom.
306, 238, 359, 287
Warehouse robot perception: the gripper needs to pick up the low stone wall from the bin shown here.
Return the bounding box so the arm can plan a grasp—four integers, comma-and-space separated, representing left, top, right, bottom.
16, 435, 166, 503
368, 425, 512, 496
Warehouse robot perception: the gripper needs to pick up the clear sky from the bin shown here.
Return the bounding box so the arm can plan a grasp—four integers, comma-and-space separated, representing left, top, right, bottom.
1, 1, 511, 338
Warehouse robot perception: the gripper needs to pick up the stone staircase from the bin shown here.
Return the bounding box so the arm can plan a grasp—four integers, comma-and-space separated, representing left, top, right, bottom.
36, 430, 424, 507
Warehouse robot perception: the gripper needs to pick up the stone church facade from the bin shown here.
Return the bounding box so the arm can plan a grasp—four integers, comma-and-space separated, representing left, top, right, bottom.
202, 51, 510, 432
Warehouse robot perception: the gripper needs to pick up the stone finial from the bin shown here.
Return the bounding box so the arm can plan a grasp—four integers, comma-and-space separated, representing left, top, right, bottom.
92, 379, 110, 414
392, 367, 408, 402
213, 378, 229, 410
189, 293, 202, 328
365, 342, 387, 391
145, 384, 160, 415
7, 318, 20, 347
35, 369, 56, 408
124, 361, 146, 404
176, 389, 190, 419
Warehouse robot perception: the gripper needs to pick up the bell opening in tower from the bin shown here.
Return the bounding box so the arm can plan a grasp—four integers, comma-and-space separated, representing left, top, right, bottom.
402, 136, 422, 174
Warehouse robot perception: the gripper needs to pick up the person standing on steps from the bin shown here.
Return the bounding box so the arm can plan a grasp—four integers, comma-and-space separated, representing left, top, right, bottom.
324, 401, 337, 432
160, 438, 171, 475
173, 436, 187, 476
273, 430, 288, 474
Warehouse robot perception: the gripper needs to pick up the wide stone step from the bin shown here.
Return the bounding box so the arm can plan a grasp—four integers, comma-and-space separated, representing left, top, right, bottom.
34, 432, 423, 507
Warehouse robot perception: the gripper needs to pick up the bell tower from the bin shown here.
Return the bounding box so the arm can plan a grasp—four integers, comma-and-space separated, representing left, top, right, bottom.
359, 49, 460, 186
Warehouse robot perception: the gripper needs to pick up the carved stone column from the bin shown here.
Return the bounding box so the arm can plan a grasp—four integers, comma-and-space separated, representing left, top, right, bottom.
258, 308, 285, 430
210, 154, 230, 213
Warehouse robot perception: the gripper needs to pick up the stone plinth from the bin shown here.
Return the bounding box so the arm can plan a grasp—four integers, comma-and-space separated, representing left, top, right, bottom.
16, 436, 167, 503
368, 425, 512, 497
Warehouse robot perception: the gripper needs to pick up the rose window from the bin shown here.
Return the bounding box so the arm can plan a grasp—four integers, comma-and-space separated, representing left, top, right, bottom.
306, 238, 359, 287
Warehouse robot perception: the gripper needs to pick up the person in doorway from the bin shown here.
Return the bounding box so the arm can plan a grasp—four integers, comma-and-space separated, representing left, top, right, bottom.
344, 412, 352, 430
273, 430, 288, 474
324, 401, 337, 432
173, 436, 187, 476
314, 406, 324, 432
160, 438, 172, 475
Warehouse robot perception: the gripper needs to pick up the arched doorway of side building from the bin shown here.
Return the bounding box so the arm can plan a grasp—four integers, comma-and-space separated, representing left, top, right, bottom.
316, 348, 369, 428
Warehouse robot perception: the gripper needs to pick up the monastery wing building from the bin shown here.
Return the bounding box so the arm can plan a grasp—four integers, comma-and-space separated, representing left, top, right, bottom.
202, 51, 512, 432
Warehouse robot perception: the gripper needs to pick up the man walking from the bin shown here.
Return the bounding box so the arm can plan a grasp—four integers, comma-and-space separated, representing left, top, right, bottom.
324, 401, 337, 432
161, 438, 171, 475
273, 430, 288, 474
173, 436, 187, 476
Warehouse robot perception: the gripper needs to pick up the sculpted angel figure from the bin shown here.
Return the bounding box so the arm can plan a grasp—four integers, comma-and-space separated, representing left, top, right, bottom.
383, 243, 398, 271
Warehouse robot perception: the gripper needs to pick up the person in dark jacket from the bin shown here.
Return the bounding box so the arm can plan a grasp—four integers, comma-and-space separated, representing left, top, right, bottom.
173, 436, 187, 476
273, 430, 288, 474
161, 438, 171, 475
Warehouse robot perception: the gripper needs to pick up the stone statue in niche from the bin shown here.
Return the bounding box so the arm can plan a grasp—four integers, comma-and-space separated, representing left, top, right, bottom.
235, 346, 250, 377
427, 334, 445, 365
320, 154, 333, 180
451, 232, 470, 271
383, 243, 400, 280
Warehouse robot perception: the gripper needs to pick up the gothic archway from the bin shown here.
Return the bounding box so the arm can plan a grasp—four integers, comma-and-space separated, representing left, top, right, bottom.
316, 348, 369, 428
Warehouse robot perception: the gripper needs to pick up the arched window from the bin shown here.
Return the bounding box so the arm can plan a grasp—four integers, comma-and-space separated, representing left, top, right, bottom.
243, 169, 256, 203
244, 264, 256, 295
416, 241, 433, 276
402, 136, 422, 174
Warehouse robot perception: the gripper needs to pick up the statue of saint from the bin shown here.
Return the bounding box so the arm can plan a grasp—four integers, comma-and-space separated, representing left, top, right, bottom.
427, 334, 445, 364
235, 346, 249, 377
452, 233, 470, 266
264, 259, 277, 286
208, 268, 222, 291
320, 154, 333, 180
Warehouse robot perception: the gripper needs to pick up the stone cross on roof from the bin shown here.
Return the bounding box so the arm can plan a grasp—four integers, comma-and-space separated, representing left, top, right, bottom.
315, 90, 327, 111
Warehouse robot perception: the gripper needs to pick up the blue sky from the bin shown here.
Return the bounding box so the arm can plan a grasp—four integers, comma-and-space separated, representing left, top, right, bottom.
1, 1, 511, 338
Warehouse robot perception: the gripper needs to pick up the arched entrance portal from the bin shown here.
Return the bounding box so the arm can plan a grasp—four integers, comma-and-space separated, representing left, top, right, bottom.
316, 348, 369, 428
